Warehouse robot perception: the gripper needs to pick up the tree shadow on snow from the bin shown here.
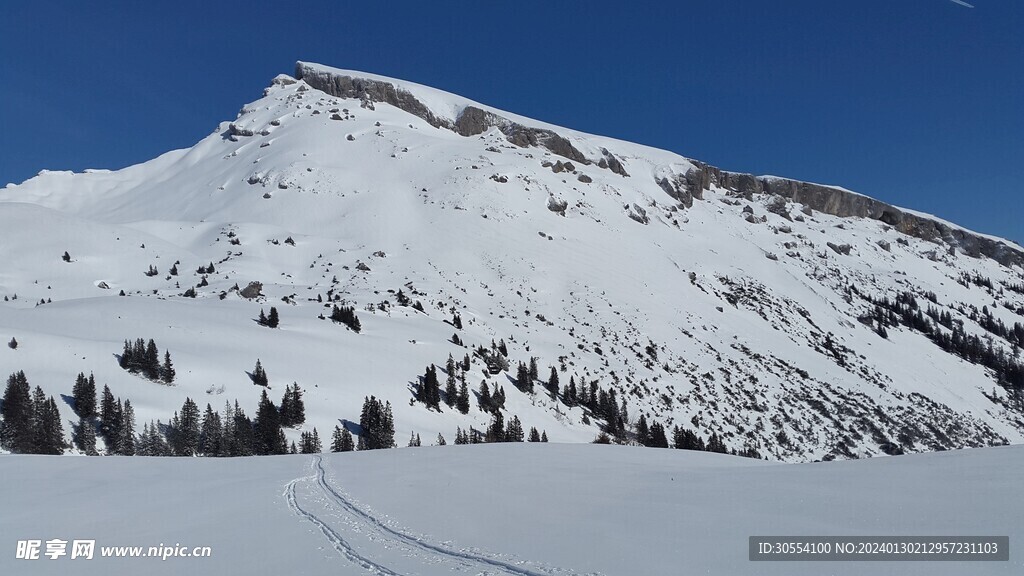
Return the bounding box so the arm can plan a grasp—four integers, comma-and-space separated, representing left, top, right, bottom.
339, 419, 362, 436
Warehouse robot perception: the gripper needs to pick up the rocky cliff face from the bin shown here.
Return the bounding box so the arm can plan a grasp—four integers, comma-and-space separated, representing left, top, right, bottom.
672, 161, 1024, 268
294, 62, 629, 177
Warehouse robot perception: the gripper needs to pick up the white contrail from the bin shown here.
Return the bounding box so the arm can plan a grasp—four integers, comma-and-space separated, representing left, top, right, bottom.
949, 0, 975, 7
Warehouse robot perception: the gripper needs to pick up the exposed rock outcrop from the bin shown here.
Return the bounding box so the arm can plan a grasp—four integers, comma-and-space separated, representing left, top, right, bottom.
657, 155, 1023, 267
296, 63, 451, 130
294, 63, 630, 176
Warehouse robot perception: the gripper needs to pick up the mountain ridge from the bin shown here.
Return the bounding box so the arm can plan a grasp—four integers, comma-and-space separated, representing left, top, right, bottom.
293, 61, 1023, 264
2, 62, 1024, 462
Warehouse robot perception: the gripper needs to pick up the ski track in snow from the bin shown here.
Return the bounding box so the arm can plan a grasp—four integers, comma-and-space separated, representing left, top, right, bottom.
284, 460, 404, 576
288, 455, 590, 576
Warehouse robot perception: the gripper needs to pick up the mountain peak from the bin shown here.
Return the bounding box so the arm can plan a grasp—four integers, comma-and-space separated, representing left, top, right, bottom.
4, 61, 1024, 462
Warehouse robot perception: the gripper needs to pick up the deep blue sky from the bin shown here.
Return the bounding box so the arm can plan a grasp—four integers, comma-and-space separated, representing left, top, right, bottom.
1, 1, 1021, 240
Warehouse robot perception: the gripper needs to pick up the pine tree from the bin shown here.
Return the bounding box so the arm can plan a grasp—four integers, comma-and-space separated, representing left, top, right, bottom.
436, 433, 446, 446
279, 384, 293, 425
461, 354, 471, 372
72, 373, 97, 418
252, 359, 268, 387
117, 399, 135, 456
478, 381, 492, 412
258, 308, 268, 326
528, 357, 539, 383
486, 411, 505, 443
491, 386, 506, 411
77, 416, 97, 455
528, 427, 541, 442
311, 428, 321, 452
253, 390, 283, 455
161, 351, 175, 384
229, 401, 255, 457
456, 371, 470, 414
62, 250, 71, 262
119, 340, 131, 369
565, 376, 577, 406
408, 431, 421, 447
7, 337, 16, 349
454, 427, 468, 445
145, 339, 160, 380
99, 385, 117, 445
541, 430, 548, 442
199, 403, 222, 456
0, 371, 33, 453
178, 397, 201, 456
547, 366, 559, 397
516, 362, 531, 392
505, 415, 524, 442
279, 383, 305, 427
636, 415, 650, 447
418, 365, 441, 410
267, 307, 280, 328
37, 396, 66, 455
444, 355, 457, 408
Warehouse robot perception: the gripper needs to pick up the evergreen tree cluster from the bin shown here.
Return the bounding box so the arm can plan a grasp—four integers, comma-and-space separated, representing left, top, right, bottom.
0, 371, 66, 454
415, 358, 470, 414
358, 396, 395, 450
635, 415, 669, 448
119, 338, 175, 384
299, 428, 322, 453
98, 385, 136, 455
865, 290, 1024, 402
254, 390, 288, 455
476, 380, 506, 413
331, 425, 355, 452
1, 367, 323, 458
416, 364, 442, 410
407, 431, 422, 447
251, 359, 268, 387
72, 372, 97, 418
481, 411, 537, 443
559, 376, 627, 439
475, 340, 510, 374
257, 307, 280, 328
279, 383, 305, 427
330, 305, 362, 333
167, 397, 202, 456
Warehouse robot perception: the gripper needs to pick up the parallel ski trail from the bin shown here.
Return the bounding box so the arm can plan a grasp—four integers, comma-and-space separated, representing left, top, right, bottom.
284, 460, 405, 576
311, 455, 576, 576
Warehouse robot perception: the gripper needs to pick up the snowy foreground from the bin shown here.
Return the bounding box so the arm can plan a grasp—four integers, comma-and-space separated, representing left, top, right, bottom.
1, 443, 1022, 575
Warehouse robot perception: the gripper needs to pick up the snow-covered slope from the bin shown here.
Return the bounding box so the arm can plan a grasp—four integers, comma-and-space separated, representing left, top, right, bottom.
3, 61, 1024, 460
2, 445, 1022, 575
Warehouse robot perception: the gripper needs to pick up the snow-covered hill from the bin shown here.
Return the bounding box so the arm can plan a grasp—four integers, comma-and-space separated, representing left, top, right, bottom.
2, 445, 1022, 575
3, 61, 1024, 460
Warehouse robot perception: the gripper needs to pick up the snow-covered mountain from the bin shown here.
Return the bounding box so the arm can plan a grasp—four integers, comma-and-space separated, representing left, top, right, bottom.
3, 61, 1024, 461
